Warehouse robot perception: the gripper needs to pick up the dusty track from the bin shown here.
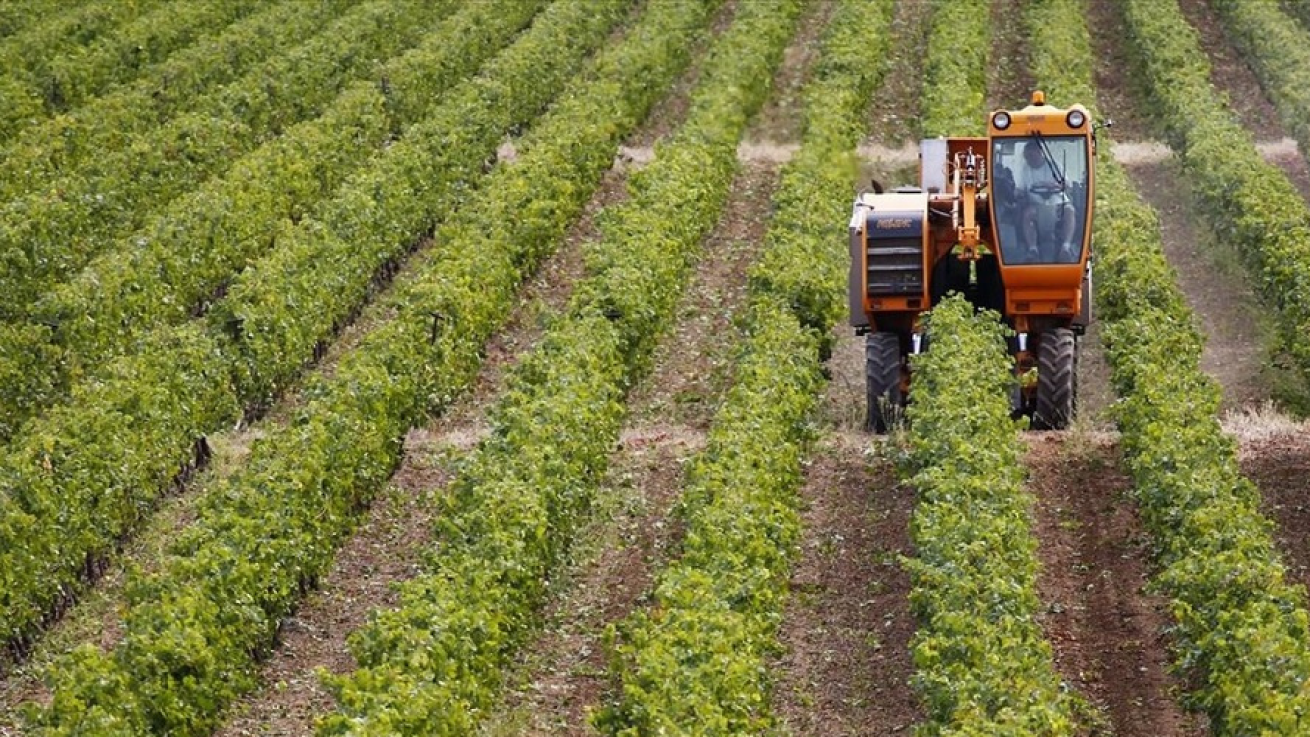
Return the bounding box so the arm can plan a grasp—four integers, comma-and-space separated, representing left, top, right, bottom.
771, 0, 924, 712
772, 433, 919, 735
1174, 0, 1310, 201
1087, 0, 1278, 414
1027, 433, 1206, 737
1239, 428, 1310, 595
211, 151, 614, 734
988, 0, 1033, 110
749, 0, 834, 145
1118, 160, 1272, 411
866, 0, 929, 148
478, 422, 705, 737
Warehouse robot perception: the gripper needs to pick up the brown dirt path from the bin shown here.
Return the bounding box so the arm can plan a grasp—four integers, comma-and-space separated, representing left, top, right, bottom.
988, 0, 1033, 110
1117, 160, 1271, 411
213, 148, 631, 736
866, 0, 930, 148
480, 157, 782, 735
479, 425, 706, 737
1238, 426, 1310, 594
747, 0, 833, 146
1174, 0, 1310, 201
1087, 0, 1277, 415
478, 9, 829, 730
776, 20, 922, 706
766, 4, 926, 722
1087, 0, 1152, 142
210, 150, 615, 732
212, 162, 617, 737
1026, 432, 1208, 737
771, 433, 919, 735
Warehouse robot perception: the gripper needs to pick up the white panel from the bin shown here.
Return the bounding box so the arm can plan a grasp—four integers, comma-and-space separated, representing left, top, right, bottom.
920, 138, 948, 193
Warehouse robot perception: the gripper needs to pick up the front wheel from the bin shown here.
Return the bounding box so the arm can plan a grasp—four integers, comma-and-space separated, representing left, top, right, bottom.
866, 332, 904, 434
1033, 328, 1076, 430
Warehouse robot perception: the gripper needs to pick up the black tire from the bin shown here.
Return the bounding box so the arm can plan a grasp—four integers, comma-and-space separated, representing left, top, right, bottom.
866, 332, 903, 434
1033, 328, 1076, 430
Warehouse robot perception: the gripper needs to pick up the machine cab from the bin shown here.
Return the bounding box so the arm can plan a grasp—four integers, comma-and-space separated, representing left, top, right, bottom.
987, 93, 1095, 322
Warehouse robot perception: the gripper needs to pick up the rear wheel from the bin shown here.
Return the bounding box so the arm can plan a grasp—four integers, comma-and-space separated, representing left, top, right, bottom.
1033, 328, 1076, 430
866, 332, 903, 434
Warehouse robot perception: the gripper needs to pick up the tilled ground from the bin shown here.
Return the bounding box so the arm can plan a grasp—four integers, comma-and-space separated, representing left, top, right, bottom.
1240, 430, 1310, 595
1118, 160, 1272, 411
988, 0, 1033, 110
772, 433, 919, 736
1087, 0, 1283, 415
477, 4, 829, 729
1173, 0, 1310, 201
206, 165, 611, 731
1026, 433, 1207, 737
478, 426, 704, 737
749, 0, 835, 147
213, 147, 615, 737
865, 0, 929, 149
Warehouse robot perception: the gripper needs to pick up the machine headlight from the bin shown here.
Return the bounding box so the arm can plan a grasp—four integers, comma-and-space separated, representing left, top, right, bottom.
1067, 110, 1086, 128
993, 111, 1011, 130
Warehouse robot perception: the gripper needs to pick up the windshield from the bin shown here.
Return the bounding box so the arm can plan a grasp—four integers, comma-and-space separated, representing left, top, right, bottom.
990, 135, 1089, 264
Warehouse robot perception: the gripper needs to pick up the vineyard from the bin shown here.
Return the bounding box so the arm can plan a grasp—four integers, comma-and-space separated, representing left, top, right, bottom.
2, 0, 1310, 734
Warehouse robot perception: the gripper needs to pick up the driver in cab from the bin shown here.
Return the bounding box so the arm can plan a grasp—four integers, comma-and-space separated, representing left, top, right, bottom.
1015, 139, 1078, 263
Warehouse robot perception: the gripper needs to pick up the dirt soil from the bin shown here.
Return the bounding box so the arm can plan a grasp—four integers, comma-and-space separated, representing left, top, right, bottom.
1077, 322, 1116, 429
766, 10, 929, 719
1087, 0, 1274, 414
1087, 0, 1153, 141
1240, 431, 1310, 594
1173, 0, 1284, 142
479, 427, 702, 737
747, 0, 833, 145
772, 434, 920, 735
624, 0, 736, 150
210, 23, 707, 725
1152, 0, 1310, 201
866, 0, 929, 147
819, 325, 868, 433
987, 0, 1033, 110
1170, 0, 1310, 201
1026, 433, 1208, 737
1118, 160, 1270, 411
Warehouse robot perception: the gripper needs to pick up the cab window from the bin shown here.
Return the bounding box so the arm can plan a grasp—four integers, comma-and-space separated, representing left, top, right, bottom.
991, 135, 1089, 264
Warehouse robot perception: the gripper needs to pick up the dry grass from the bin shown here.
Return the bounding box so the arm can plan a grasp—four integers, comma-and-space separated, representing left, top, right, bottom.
1223, 401, 1310, 445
